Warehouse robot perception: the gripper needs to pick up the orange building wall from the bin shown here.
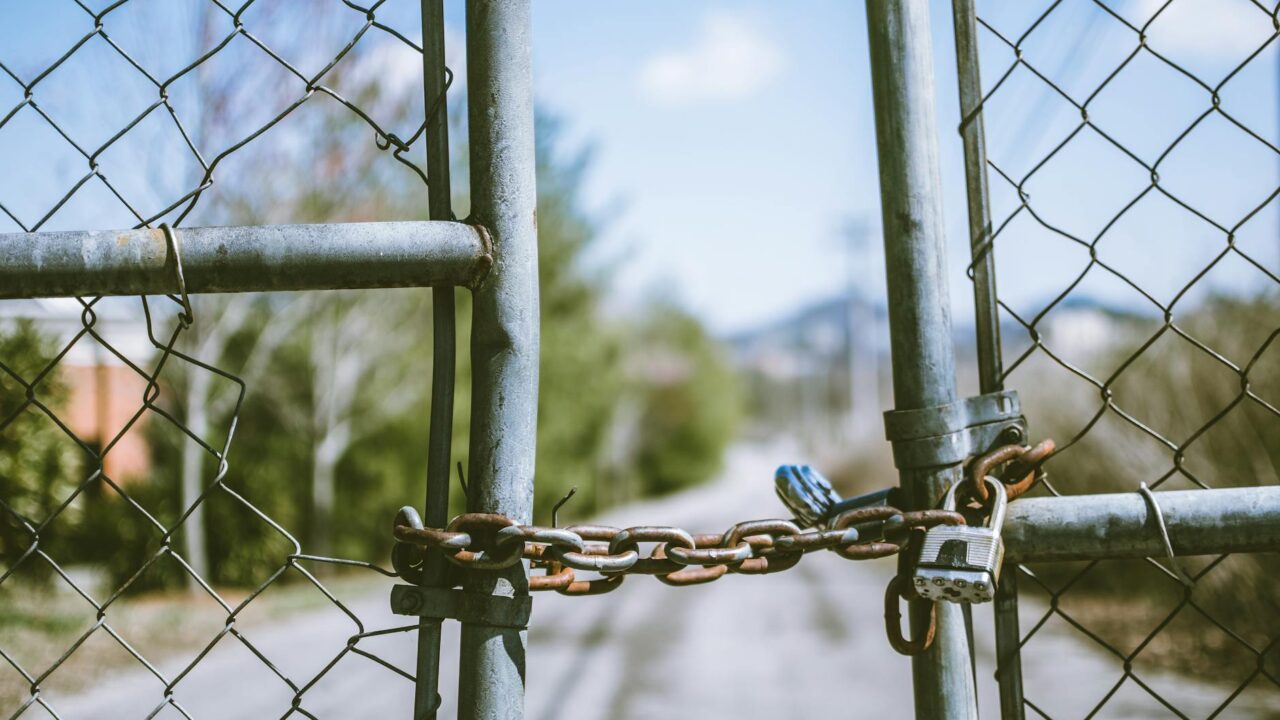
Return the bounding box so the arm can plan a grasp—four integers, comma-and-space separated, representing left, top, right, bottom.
63, 364, 152, 482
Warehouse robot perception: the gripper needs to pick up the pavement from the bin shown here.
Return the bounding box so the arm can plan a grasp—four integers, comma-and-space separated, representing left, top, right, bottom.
40, 443, 1280, 719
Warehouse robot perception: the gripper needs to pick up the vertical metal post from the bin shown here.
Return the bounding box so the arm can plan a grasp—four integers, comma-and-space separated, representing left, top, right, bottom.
865, 1, 979, 718
460, 2, 539, 719
415, 1, 455, 717
951, 1, 1023, 717
951, 0, 1002, 394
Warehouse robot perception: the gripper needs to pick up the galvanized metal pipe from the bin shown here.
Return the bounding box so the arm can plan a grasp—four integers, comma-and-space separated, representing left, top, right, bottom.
0, 221, 492, 298
865, 1, 977, 718
414, 0, 456, 717
952, 0, 1002, 397
459, 2, 539, 719
1005, 486, 1280, 562
949, 0, 1022, 715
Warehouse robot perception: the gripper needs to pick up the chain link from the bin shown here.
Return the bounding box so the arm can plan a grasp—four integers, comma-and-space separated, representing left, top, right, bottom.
390, 441, 1053, 659
391, 503, 965, 594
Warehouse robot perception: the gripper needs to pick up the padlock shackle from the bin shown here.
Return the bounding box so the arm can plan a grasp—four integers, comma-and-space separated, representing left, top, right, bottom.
942, 476, 1007, 529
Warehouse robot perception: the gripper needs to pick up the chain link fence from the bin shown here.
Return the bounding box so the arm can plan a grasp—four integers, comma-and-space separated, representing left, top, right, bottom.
6, 1, 1280, 718
959, 0, 1280, 716
0, 1, 448, 716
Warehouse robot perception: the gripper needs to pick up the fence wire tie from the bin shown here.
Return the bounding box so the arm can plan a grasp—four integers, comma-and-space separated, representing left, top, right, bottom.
159, 223, 193, 328
1137, 482, 1194, 588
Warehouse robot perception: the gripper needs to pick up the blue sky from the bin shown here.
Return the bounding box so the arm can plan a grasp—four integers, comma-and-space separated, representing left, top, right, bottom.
523, 0, 1280, 333
2, 0, 1277, 335
527, 1, 877, 333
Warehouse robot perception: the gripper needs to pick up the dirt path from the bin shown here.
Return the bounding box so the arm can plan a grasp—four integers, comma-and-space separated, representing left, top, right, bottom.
42, 443, 1278, 718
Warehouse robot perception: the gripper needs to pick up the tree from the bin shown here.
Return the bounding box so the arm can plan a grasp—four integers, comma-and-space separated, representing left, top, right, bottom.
626, 303, 742, 498
0, 321, 84, 576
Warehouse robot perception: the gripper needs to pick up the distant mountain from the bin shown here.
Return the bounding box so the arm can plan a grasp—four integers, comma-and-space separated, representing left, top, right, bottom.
727, 291, 1146, 377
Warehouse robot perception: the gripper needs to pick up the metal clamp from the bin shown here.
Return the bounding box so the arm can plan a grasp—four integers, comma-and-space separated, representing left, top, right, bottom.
883, 389, 1026, 470
1137, 483, 1195, 587
391, 586, 532, 629
158, 223, 193, 328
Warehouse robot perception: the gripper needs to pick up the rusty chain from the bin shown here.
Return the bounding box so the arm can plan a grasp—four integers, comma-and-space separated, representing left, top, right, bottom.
392, 504, 965, 594
393, 441, 1055, 656
967, 438, 1056, 504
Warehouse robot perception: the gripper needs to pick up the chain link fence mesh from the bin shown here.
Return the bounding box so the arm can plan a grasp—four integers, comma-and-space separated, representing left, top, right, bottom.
964, 0, 1280, 716
0, 1, 447, 716
7, 0, 1280, 718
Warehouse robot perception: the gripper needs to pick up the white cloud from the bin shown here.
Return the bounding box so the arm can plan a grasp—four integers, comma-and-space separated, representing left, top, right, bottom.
1131, 0, 1273, 59
638, 11, 784, 106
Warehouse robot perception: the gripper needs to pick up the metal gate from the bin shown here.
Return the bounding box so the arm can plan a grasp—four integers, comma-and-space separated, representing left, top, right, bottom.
1, 1, 1277, 719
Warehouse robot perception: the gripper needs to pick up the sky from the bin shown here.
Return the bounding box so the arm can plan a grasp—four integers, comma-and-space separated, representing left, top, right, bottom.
524, 0, 1280, 333
1, 0, 1277, 335
526, 0, 1280, 334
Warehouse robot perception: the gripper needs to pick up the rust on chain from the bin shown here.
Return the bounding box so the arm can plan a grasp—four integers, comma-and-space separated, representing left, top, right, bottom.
884, 574, 937, 655
561, 543, 627, 595
667, 539, 752, 566
394, 525, 472, 550
967, 438, 1055, 503
773, 527, 859, 553
444, 513, 524, 570
548, 543, 627, 595
388, 480, 997, 594
652, 542, 728, 586
607, 526, 694, 575
901, 510, 966, 529
721, 520, 802, 574
834, 541, 901, 560
832, 505, 899, 526
830, 505, 902, 557
1001, 438, 1056, 501
497, 525, 585, 553
560, 573, 625, 595
969, 444, 1028, 503
557, 524, 639, 572
529, 561, 575, 591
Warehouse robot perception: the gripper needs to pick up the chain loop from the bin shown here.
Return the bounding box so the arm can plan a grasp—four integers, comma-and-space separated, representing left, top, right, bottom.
391, 443, 1048, 657
721, 519, 802, 574
607, 526, 695, 575
967, 440, 1057, 503
884, 575, 937, 655
444, 513, 525, 570
1001, 438, 1056, 501
390, 493, 973, 590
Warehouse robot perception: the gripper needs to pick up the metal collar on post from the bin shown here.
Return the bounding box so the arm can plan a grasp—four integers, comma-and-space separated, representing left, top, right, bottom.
883, 389, 1026, 470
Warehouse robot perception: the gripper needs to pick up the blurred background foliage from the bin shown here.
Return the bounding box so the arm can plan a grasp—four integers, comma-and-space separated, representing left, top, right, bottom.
0, 321, 83, 579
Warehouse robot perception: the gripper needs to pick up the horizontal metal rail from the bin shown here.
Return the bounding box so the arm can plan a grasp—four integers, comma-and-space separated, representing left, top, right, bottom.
0, 221, 493, 298
1005, 486, 1280, 562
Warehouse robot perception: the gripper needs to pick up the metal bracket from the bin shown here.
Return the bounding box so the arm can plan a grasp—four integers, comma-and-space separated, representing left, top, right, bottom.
391, 586, 532, 629
883, 389, 1026, 470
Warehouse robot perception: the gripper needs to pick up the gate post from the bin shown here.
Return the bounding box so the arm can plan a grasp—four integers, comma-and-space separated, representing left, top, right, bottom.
949, 0, 1024, 717
865, 1, 979, 718
459, 2, 540, 719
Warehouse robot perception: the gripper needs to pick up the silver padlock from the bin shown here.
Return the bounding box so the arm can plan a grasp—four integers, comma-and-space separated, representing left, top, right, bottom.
912, 476, 1007, 604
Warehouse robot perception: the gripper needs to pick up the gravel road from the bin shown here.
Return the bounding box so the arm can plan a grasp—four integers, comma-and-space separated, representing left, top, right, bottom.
45, 444, 1278, 719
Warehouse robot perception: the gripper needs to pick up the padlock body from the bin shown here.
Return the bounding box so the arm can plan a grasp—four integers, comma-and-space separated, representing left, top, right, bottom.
911, 526, 1004, 603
